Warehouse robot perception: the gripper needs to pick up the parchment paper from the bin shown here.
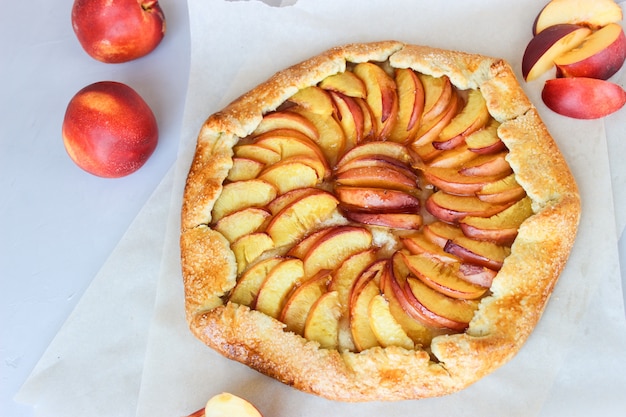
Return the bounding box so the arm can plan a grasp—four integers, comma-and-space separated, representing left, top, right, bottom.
17, 0, 626, 416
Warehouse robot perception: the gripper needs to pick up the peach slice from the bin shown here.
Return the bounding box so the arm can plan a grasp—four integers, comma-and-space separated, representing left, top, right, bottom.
336, 140, 412, 167
444, 236, 511, 271
291, 107, 346, 165
389, 68, 425, 143
302, 226, 373, 277
522, 24, 591, 81
412, 89, 460, 148
401, 233, 461, 263
336, 186, 421, 213
423, 167, 506, 195
428, 144, 478, 169
464, 118, 506, 154
211, 179, 277, 222
355, 97, 376, 140
368, 294, 415, 350
329, 91, 364, 150
460, 196, 533, 245
350, 260, 387, 308
304, 290, 341, 349
458, 151, 512, 177
255, 257, 305, 318
456, 263, 497, 288
233, 144, 281, 165
258, 159, 319, 194
266, 187, 320, 216
400, 253, 488, 300
380, 256, 435, 345
231, 232, 275, 274
426, 191, 513, 223
288, 86, 335, 117
252, 111, 319, 141
533, 0, 623, 35
227, 157, 265, 181
202, 392, 263, 417
423, 221, 465, 248
214, 207, 271, 243
265, 190, 339, 247
353, 62, 399, 139
318, 71, 367, 98
349, 274, 382, 351
542, 77, 626, 119
229, 256, 283, 307
437, 89, 491, 142
476, 173, 527, 205
287, 228, 334, 260
555, 23, 626, 80
342, 211, 423, 230
335, 165, 418, 194
329, 248, 378, 315
253, 129, 329, 174
404, 277, 478, 331
280, 270, 331, 335
418, 73, 454, 123
336, 153, 414, 175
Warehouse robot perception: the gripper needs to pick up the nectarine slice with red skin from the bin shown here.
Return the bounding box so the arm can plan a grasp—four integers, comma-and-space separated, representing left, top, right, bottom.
329, 91, 365, 148
252, 111, 319, 141
368, 294, 415, 350
318, 71, 367, 98
542, 77, 626, 119
353, 62, 399, 139
533, 0, 623, 35
388, 68, 425, 143
444, 237, 511, 271
288, 86, 336, 117
335, 165, 418, 194
456, 263, 497, 288
280, 270, 331, 334
404, 277, 477, 331
336, 186, 421, 213
343, 211, 423, 230
522, 24, 591, 81
304, 290, 341, 349
423, 167, 506, 195
555, 23, 626, 80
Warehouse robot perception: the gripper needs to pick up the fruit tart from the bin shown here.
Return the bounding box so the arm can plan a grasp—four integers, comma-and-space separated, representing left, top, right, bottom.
180, 41, 581, 401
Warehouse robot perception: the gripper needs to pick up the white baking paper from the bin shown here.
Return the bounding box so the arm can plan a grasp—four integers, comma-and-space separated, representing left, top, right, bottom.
136, 1, 626, 416
17, 0, 626, 416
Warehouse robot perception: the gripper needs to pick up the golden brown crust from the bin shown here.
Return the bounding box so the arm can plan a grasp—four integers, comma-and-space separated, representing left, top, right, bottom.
180, 41, 581, 401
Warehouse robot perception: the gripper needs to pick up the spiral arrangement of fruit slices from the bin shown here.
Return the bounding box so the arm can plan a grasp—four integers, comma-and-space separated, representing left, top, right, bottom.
209, 61, 532, 353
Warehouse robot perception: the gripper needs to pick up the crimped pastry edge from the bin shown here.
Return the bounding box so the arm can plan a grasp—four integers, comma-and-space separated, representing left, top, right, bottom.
180, 40, 581, 401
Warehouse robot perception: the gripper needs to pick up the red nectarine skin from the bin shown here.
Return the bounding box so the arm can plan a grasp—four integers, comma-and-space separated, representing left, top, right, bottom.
542, 77, 626, 119
62, 81, 158, 178
72, 0, 166, 63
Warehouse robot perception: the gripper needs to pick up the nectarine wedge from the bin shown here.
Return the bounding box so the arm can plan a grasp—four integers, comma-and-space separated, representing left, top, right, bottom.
522, 24, 591, 81
555, 23, 626, 80
533, 0, 623, 35
542, 77, 626, 119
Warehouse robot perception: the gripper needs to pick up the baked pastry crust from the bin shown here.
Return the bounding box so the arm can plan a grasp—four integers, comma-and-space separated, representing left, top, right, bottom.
180, 41, 581, 401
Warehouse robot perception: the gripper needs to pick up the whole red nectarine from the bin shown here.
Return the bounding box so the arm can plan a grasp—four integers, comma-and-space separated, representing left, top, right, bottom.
62, 81, 159, 178
71, 0, 166, 63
